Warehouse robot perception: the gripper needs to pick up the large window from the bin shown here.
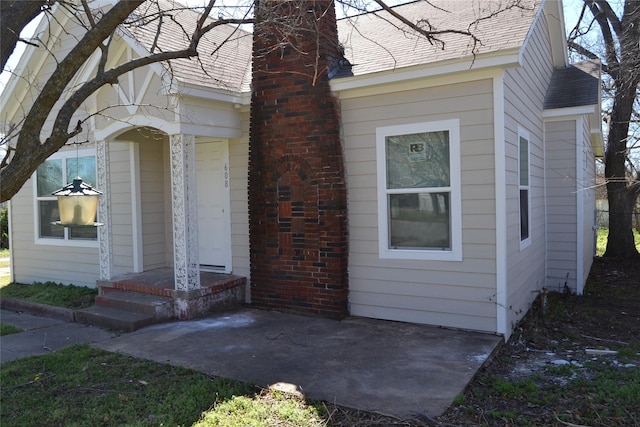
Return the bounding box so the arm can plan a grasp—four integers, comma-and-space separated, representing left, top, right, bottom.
376, 120, 462, 261
519, 128, 531, 247
35, 149, 98, 244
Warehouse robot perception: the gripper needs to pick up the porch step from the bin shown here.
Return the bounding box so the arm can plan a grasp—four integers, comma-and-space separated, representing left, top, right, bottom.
76, 305, 157, 332
95, 291, 173, 320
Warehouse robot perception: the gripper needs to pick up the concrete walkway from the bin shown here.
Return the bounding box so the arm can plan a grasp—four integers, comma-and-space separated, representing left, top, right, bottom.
1, 306, 501, 419
0, 309, 115, 363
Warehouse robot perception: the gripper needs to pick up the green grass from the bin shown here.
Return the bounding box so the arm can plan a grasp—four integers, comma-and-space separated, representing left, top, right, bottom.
596, 227, 640, 256
0, 281, 97, 309
0, 345, 327, 427
0, 323, 22, 336
194, 390, 325, 427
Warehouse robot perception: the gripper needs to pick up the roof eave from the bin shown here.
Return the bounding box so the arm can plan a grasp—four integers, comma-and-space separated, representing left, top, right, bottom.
170, 80, 250, 105
330, 48, 521, 93
543, 104, 604, 158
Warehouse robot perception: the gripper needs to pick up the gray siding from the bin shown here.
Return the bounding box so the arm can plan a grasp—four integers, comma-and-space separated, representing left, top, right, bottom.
108, 142, 135, 274
580, 119, 596, 292
138, 136, 171, 270
503, 11, 555, 329
545, 120, 578, 291
341, 79, 498, 333
229, 122, 250, 285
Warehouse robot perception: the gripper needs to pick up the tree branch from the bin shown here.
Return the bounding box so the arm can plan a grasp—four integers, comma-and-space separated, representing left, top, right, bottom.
0, 0, 49, 70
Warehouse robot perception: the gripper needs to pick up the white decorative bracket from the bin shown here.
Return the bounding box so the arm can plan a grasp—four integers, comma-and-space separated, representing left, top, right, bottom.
170, 134, 201, 291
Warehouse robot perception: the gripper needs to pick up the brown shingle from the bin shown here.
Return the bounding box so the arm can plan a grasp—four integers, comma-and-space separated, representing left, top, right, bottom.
336, 0, 540, 76
125, 0, 252, 92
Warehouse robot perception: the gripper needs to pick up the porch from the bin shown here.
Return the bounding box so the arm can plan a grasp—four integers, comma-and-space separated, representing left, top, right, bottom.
76, 269, 246, 331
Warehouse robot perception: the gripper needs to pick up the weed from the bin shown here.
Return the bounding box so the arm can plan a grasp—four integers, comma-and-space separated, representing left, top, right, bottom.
490, 378, 538, 399
0, 323, 22, 336
452, 394, 466, 405
544, 363, 576, 377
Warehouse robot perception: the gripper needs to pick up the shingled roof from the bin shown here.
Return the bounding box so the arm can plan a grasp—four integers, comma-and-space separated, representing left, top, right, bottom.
336, 0, 540, 77
124, 0, 253, 93
125, 0, 543, 91
544, 61, 601, 109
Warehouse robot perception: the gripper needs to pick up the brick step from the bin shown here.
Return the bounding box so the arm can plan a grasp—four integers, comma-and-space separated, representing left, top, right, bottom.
76, 305, 159, 332
95, 291, 173, 320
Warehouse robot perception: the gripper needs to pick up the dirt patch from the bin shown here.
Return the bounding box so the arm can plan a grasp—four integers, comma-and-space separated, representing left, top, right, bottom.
437, 257, 640, 426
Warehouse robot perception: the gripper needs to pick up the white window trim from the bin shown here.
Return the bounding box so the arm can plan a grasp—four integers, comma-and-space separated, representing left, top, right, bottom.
518, 126, 531, 250
376, 119, 462, 261
33, 148, 99, 248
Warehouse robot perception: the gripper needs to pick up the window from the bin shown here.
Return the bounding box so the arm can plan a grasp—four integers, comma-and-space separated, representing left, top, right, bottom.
376, 120, 462, 261
518, 128, 531, 247
34, 149, 98, 244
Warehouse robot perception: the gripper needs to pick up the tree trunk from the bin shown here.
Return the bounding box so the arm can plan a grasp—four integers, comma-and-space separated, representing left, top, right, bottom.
604, 78, 639, 258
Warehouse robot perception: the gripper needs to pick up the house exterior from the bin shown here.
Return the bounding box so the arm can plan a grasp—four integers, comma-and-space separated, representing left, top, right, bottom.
1, 0, 602, 338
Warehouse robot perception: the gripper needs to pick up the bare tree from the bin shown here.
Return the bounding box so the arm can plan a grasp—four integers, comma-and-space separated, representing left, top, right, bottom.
1, 0, 527, 203
568, 0, 640, 259
0, 0, 251, 202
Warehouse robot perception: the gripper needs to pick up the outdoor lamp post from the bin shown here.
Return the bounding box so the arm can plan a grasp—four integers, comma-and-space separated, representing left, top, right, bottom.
51, 177, 102, 226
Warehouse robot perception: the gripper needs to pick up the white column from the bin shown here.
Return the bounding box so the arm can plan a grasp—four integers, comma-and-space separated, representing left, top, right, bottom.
97, 139, 112, 280
170, 134, 200, 291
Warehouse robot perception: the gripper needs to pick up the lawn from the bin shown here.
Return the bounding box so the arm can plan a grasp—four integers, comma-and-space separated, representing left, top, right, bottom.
0, 281, 97, 309
0, 345, 342, 427
596, 227, 640, 256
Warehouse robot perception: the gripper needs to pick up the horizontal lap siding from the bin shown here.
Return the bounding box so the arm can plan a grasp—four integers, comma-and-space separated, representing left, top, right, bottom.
341, 79, 498, 333
580, 119, 596, 290
545, 120, 577, 291
108, 143, 135, 274
9, 166, 99, 288
229, 122, 250, 283
138, 138, 169, 270
503, 13, 554, 328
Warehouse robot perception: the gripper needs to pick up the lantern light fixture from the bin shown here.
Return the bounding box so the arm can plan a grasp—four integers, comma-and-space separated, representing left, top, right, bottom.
51, 178, 102, 227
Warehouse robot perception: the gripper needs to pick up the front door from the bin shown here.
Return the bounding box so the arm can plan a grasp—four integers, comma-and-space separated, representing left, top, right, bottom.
195, 140, 230, 272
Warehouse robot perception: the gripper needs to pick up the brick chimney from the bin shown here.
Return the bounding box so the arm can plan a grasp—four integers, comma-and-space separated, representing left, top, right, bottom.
249, 0, 348, 318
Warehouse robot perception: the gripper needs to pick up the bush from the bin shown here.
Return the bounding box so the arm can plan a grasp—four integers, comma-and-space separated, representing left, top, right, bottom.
0, 206, 8, 249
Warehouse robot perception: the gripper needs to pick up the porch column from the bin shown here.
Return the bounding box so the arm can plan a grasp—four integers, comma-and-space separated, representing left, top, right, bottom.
97, 139, 113, 280
169, 133, 201, 291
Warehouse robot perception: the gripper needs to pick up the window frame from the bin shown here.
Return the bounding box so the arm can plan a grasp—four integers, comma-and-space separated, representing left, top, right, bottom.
376, 119, 462, 261
33, 148, 99, 248
518, 127, 531, 249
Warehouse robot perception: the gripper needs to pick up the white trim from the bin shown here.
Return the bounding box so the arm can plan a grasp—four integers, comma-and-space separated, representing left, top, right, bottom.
94, 116, 180, 140
329, 54, 520, 99
376, 119, 462, 262
518, 126, 532, 250
542, 0, 569, 67
32, 148, 99, 248
93, 116, 242, 141
130, 142, 143, 273
172, 81, 250, 105
543, 105, 597, 118
7, 200, 14, 283
542, 120, 548, 297
576, 117, 585, 295
493, 73, 508, 336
